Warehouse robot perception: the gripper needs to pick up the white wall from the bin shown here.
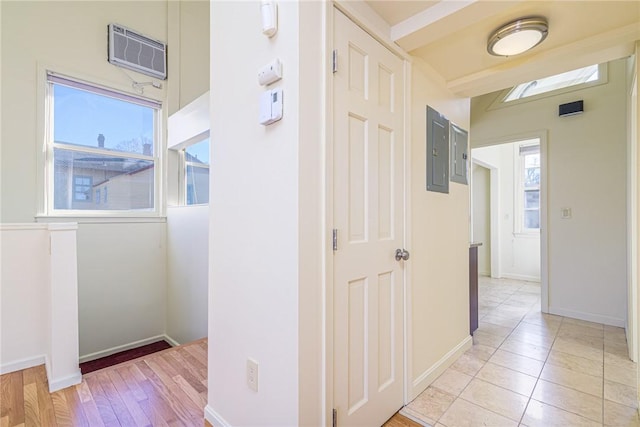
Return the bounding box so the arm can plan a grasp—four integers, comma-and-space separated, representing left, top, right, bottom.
0, 227, 49, 371
409, 58, 472, 399
472, 58, 628, 326
1, 224, 81, 391
473, 143, 541, 282
1, 1, 211, 362
472, 164, 491, 275
208, 1, 325, 425
166, 206, 208, 345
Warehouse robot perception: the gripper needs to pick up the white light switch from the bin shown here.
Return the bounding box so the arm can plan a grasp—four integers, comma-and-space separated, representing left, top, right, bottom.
258, 58, 283, 86
561, 207, 572, 219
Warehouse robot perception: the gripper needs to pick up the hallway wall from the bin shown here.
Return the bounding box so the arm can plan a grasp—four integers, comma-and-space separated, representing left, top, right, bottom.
472, 58, 628, 326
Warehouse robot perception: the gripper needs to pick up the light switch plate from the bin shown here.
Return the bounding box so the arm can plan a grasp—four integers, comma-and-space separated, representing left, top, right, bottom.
561, 207, 572, 219
247, 358, 258, 392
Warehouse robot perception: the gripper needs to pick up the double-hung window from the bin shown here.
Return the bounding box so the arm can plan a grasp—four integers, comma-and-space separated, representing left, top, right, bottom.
45, 72, 161, 215
517, 144, 541, 232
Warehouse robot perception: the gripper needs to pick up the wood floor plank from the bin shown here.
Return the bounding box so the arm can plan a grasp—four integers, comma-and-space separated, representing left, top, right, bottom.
63, 386, 89, 427
35, 366, 57, 427
84, 375, 119, 427
166, 351, 207, 393
136, 376, 181, 426
118, 365, 149, 402
96, 371, 137, 427
139, 359, 200, 425
23, 382, 40, 427
50, 391, 73, 427
183, 343, 208, 366
105, 368, 151, 427
22, 368, 38, 386
7, 371, 25, 426
1, 339, 211, 427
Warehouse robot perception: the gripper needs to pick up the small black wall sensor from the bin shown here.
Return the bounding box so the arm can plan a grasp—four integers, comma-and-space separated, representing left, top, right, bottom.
559, 100, 584, 117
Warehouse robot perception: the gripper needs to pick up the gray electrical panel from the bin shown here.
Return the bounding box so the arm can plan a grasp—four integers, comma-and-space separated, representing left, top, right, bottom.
426, 106, 449, 193
450, 123, 469, 185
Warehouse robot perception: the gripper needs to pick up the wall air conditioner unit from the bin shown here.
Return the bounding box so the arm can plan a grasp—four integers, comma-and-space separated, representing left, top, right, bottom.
108, 23, 167, 80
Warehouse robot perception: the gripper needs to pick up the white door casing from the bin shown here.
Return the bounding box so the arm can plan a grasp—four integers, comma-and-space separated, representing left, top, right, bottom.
332, 9, 405, 427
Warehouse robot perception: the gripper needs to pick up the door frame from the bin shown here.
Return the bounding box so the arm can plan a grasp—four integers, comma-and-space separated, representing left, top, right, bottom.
470, 158, 500, 278
472, 130, 549, 313
324, 2, 413, 424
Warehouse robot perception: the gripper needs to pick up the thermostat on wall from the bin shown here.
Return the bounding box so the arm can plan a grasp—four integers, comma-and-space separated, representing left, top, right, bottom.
259, 88, 283, 126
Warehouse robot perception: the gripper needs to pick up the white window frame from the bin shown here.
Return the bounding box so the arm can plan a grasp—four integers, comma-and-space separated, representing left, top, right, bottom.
180, 135, 210, 206
43, 71, 163, 218
514, 142, 541, 235
487, 63, 608, 111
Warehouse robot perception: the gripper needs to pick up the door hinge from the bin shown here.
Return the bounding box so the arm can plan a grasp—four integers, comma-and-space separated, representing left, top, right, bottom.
332, 229, 338, 251
332, 49, 338, 73
332, 408, 337, 427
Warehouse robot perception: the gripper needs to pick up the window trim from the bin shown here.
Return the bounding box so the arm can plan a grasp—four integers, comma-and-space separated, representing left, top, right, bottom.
180, 136, 210, 206
42, 70, 164, 218
514, 142, 541, 235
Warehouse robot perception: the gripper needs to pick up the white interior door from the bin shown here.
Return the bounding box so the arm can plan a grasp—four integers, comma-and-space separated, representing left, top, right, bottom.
332, 9, 405, 427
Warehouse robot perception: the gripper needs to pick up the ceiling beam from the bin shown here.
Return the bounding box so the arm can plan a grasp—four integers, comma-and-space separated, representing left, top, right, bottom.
391, 0, 524, 52
447, 22, 640, 98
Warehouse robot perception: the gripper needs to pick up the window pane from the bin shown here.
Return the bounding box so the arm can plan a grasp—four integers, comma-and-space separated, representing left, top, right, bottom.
524, 209, 540, 229
186, 165, 209, 205
524, 167, 540, 188
185, 139, 209, 165
524, 153, 540, 168
525, 190, 540, 209
504, 64, 599, 101
53, 84, 155, 156
54, 148, 154, 210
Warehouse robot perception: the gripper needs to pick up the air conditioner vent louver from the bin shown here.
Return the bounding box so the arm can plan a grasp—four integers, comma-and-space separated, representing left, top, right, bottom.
108, 23, 167, 80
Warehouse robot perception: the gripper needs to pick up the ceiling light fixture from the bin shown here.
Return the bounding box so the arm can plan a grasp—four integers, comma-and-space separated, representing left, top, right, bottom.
487, 17, 548, 57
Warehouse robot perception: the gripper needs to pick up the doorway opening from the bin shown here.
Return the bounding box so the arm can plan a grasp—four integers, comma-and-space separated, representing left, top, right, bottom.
471, 138, 544, 320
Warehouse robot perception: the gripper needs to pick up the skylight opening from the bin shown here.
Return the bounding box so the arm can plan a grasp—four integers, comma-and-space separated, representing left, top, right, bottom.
504, 64, 599, 102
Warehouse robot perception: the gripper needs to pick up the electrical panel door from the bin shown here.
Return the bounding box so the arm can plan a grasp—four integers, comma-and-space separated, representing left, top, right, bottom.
427, 106, 449, 193
450, 123, 469, 185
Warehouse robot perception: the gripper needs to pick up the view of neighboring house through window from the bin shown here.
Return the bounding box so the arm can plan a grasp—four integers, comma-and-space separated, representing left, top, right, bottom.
519, 144, 541, 231
73, 175, 92, 201
184, 138, 209, 205
47, 72, 161, 213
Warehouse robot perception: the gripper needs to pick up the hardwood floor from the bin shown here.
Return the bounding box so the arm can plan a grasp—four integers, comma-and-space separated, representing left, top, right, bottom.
0, 338, 207, 427
2, 338, 417, 426
79, 341, 172, 375
383, 413, 423, 427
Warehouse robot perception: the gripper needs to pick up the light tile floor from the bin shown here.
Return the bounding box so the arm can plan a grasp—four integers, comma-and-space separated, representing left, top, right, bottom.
401, 276, 640, 427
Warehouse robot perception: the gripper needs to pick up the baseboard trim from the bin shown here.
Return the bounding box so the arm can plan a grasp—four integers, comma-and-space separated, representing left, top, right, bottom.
48, 369, 82, 392
205, 405, 231, 427
549, 306, 625, 327
163, 334, 181, 347
79, 334, 170, 363
501, 273, 541, 282
0, 355, 46, 375
410, 335, 473, 400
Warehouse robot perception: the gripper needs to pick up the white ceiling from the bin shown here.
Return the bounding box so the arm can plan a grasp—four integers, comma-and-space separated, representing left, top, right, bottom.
364, 0, 640, 97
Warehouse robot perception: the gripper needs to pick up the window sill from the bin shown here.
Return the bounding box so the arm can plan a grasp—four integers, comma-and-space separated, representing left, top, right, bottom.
35, 215, 167, 224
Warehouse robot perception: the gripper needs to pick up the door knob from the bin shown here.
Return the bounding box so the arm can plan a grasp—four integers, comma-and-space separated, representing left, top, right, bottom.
395, 249, 410, 261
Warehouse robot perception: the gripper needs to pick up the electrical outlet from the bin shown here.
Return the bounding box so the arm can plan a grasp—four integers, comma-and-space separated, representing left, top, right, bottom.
247, 358, 258, 392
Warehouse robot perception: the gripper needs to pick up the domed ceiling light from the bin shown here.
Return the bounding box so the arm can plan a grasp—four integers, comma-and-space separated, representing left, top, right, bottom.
487, 17, 549, 57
